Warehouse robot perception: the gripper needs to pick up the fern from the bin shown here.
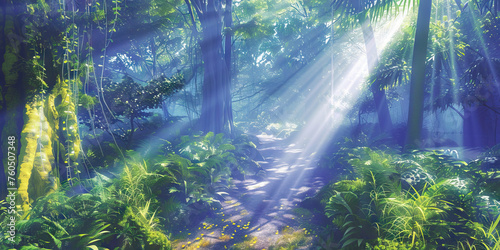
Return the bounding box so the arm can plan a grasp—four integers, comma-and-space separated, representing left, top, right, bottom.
325, 191, 378, 249
348, 147, 399, 193
379, 182, 451, 247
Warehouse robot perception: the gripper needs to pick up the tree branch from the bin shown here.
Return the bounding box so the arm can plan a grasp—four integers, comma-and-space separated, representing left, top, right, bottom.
449, 105, 465, 120
232, 88, 265, 102
184, 0, 200, 36
476, 96, 500, 116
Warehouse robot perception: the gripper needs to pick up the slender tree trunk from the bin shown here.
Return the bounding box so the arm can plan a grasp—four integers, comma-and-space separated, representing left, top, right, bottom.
224, 0, 234, 134
406, 0, 433, 149
360, 15, 393, 134
151, 37, 157, 78
127, 116, 135, 149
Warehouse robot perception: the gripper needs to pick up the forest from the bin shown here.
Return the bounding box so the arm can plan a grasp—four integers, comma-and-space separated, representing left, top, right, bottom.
0, 0, 500, 249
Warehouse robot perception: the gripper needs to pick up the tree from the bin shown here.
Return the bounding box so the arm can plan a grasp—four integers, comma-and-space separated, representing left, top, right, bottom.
405, 0, 433, 148
185, 0, 234, 134
84, 75, 184, 149
331, 0, 396, 133
0, 1, 81, 209
360, 15, 393, 133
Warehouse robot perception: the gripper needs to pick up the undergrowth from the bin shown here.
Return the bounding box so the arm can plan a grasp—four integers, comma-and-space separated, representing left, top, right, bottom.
311, 146, 500, 249
1, 131, 262, 249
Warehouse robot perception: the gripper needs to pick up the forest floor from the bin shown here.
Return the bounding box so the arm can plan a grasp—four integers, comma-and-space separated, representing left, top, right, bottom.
171, 133, 329, 249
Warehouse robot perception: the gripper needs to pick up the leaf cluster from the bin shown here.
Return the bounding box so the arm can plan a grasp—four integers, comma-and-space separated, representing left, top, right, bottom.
105, 74, 184, 119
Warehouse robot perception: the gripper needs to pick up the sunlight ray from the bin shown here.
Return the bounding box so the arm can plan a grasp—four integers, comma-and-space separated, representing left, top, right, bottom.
245, 14, 408, 226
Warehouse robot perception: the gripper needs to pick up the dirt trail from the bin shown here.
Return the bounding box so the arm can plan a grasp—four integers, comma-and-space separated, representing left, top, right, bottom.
173, 134, 327, 249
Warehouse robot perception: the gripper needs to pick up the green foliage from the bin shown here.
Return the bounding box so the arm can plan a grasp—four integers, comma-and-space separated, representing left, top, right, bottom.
79, 74, 184, 147
315, 146, 500, 249
150, 0, 182, 16
348, 147, 399, 190
177, 132, 236, 165
334, 179, 367, 193
325, 191, 378, 249
158, 132, 237, 207
1, 164, 173, 249
399, 150, 467, 179
315, 179, 366, 206
78, 93, 97, 110
366, 238, 416, 250
118, 161, 162, 208
18, 130, 264, 245
1, 192, 112, 249
458, 214, 500, 250
367, 12, 416, 90
380, 183, 451, 247
85, 131, 262, 232
106, 75, 184, 119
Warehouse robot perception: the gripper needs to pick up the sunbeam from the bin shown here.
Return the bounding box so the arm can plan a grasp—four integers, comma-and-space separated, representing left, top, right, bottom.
240, 13, 408, 233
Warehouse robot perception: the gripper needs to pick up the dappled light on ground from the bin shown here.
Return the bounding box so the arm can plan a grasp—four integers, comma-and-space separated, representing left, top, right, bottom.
171, 134, 323, 249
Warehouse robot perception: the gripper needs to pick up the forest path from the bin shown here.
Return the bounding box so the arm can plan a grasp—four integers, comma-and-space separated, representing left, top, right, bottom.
172, 134, 327, 249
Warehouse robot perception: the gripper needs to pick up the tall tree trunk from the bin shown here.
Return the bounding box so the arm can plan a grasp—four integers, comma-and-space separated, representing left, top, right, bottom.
406, 0, 433, 149
0, 2, 26, 201
360, 15, 393, 134
197, 0, 233, 134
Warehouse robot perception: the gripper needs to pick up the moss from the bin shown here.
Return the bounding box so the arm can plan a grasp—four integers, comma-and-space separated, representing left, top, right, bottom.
270, 228, 311, 250
232, 236, 258, 249
2, 14, 18, 87
50, 78, 81, 163
17, 99, 42, 211
366, 238, 416, 250
146, 230, 172, 250
17, 97, 58, 212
